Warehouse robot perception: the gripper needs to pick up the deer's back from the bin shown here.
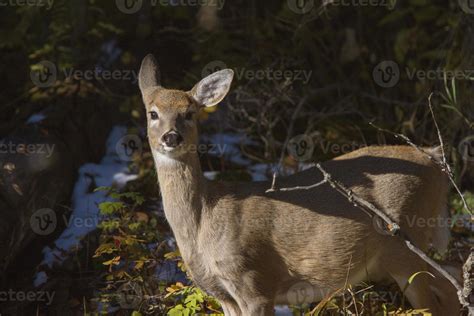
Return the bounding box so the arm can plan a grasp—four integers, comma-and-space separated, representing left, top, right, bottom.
201, 146, 447, 291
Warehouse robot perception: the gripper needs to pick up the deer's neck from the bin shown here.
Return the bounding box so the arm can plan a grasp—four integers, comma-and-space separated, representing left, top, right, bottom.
153, 151, 206, 254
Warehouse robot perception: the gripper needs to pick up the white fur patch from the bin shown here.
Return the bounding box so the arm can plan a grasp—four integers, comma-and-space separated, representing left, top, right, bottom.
152, 149, 178, 166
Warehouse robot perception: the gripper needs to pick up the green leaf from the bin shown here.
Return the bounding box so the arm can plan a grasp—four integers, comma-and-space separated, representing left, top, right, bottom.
94, 186, 112, 192
406, 271, 435, 286
168, 304, 185, 316
413, 6, 441, 23
409, 0, 428, 6
378, 9, 411, 26
394, 28, 413, 62
99, 201, 124, 215
93, 243, 118, 257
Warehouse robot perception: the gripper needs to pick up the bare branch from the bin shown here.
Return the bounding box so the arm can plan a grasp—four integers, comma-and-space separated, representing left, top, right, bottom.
314, 163, 400, 235
266, 94, 472, 308
462, 250, 474, 313
269, 96, 307, 191
404, 240, 468, 307
266, 178, 327, 193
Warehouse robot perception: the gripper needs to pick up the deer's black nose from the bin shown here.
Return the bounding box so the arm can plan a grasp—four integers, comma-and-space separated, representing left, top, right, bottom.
162, 131, 183, 148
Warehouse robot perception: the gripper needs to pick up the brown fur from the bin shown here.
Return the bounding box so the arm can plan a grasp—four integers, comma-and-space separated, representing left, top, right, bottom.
138, 54, 460, 316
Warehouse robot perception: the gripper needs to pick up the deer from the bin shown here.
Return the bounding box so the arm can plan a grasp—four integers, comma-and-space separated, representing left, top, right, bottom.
138, 54, 460, 316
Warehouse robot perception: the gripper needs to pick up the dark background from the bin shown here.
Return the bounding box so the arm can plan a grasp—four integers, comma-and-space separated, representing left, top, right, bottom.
0, 0, 473, 315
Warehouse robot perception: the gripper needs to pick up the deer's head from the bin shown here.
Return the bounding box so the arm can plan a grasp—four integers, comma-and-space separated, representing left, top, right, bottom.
138, 54, 233, 160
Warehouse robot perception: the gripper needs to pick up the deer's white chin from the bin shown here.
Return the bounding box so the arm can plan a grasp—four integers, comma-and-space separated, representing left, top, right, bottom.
153, 149, 180, 166
163, 146, 176, 152
153, 145, 185, 162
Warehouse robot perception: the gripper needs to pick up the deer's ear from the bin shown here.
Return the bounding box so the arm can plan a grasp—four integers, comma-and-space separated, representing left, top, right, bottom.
139, 54, 161, 100
190, 69, 234, 107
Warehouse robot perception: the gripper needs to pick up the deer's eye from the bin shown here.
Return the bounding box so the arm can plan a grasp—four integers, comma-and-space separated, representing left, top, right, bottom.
149, 111, 159, 120
184, 112, 194, 121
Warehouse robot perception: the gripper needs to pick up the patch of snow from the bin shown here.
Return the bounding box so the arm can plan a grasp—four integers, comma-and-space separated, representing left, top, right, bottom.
113, 172, 138, 187
34, 126, 137, 285
26, 113, 46, 124
33, 271, 48, 287
203, 171, 219, 180
98, 39, 122, 69
249, 163, 271, 181
275, 305, 293, 315
201, 132, 310, 181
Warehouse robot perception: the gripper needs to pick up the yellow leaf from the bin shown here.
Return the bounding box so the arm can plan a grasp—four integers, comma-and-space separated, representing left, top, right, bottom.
203, 105, 218, 113
134, 260, 145, 270
102, 256, 121, 266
